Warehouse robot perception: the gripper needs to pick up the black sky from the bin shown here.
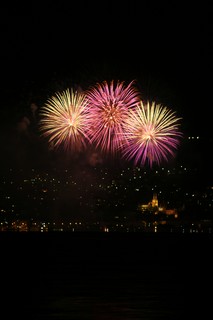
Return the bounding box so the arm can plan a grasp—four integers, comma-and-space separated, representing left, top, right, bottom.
0, 1, 213, 167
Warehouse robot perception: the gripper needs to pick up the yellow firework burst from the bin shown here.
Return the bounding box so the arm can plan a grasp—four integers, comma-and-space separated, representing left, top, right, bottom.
39, 88, 92, 151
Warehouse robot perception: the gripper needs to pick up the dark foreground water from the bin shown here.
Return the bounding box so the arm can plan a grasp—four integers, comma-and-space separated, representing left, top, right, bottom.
1, 232, 212, 319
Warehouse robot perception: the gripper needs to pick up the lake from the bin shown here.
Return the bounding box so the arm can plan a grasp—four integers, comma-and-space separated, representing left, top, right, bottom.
1, 232, 212, 319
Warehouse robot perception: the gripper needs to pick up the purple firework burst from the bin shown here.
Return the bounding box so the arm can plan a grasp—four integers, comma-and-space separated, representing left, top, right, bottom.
85, 80, 141, 154
121, 101, 183, 167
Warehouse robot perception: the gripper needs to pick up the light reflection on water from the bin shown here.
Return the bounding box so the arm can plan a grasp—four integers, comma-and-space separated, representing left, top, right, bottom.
30, 248, 184, 319
36, 295, 178, 319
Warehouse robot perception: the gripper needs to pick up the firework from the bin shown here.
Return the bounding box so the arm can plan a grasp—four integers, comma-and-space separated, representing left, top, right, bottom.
85, 80, 141, 154
39, 88, 92, 151
121, 101, 182, 167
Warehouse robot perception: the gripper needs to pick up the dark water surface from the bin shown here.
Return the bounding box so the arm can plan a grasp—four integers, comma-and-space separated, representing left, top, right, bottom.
1, 232, 212, 319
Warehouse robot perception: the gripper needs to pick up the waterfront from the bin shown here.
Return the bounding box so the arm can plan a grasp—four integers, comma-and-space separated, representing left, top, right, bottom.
1, 162, 213, 235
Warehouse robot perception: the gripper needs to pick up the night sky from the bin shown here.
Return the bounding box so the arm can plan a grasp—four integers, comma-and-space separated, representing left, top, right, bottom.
0, 1, 213, 168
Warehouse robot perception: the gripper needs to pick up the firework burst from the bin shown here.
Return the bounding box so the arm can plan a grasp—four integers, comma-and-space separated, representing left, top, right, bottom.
39, 88, 92, 152
85, 80, 141, 154
121, 101, 183, 167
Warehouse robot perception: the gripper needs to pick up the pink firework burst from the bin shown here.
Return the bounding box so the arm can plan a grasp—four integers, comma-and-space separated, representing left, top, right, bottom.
121, 101, 183, 167
39, 88, 92, 152
85, 80, 141, 154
